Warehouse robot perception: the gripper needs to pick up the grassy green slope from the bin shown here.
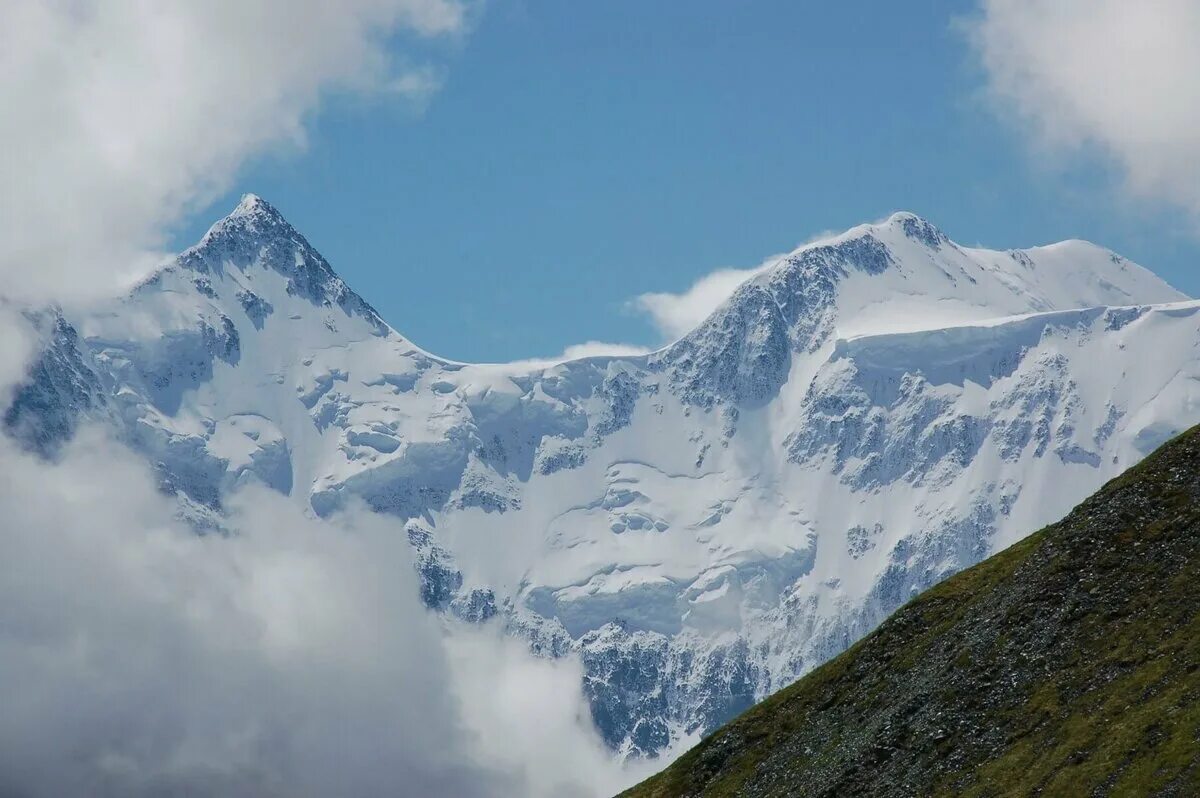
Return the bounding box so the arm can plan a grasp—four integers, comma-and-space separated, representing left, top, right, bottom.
623, 427, 1200, 798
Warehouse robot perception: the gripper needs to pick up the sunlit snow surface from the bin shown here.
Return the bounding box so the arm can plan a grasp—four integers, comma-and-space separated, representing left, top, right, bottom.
9, 195, 1198, 756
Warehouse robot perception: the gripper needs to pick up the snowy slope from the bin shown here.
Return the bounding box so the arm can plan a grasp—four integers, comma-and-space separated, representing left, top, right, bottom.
7, 196, 1198, 756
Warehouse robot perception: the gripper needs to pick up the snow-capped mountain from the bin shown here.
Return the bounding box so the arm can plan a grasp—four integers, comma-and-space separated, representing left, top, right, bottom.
8, 195, 1199, 756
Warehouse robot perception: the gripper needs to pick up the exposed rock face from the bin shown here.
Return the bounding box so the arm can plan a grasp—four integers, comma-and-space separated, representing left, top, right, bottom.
4, 313, 107, 456
6, 196, 1198, 756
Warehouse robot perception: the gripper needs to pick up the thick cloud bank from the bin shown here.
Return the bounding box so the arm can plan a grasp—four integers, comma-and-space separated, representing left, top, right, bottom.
0, 410, 649, 796
970, 0, 1200, 219
0, 433, 476, 795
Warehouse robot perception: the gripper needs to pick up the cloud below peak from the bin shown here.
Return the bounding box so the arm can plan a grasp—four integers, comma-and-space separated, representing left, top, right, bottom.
0, 413, 652, 797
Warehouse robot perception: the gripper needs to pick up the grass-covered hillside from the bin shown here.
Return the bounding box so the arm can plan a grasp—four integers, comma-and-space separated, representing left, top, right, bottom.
623, 426, 1200, 797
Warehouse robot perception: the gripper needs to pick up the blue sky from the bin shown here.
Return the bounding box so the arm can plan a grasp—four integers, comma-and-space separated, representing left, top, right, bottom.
175, 0, 1200, 363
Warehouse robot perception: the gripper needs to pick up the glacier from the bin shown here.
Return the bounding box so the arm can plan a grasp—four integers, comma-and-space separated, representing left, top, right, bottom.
7, 193, 1200, 756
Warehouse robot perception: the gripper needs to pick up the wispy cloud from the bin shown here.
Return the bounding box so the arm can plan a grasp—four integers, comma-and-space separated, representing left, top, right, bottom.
496, 340, 652, 370
629, 256, 784, 344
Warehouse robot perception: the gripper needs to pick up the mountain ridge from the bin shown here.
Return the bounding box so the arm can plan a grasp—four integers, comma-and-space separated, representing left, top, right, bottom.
4, 195, 1199, 756
181, 196, 1187, 368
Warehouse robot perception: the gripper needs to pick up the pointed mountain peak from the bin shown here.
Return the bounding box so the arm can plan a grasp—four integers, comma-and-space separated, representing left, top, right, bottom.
205, 192, 292, 239
878, 210, 949, 249
882, 210, 931, 226
753, 212, 949, 287
183, 192, 308, 265
172, 194, 391, 336
230, 192, 270, 217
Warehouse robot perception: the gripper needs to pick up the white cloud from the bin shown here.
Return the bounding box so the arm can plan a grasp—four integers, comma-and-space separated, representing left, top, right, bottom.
498, 340, 652, 371
558, 341, 652, 360
0, 411, 651, 796
0, 428, 478, 796
0, 309, 35, 401
969, 0, 1200, 218
446, 631, 663, 798
630, 254, 786, 343
0, 0, 470, 305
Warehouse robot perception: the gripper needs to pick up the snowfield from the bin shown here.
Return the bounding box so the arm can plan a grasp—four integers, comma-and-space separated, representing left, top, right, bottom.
8, 194, 1198, 756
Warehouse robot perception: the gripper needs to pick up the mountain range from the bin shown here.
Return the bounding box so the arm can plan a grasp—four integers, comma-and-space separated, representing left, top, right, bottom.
7, 195, 1200, 756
